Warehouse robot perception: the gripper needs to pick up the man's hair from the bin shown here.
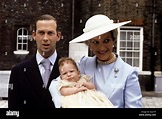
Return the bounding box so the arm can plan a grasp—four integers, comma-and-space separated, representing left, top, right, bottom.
58, 57, 79, 71
33, 14, 58, 31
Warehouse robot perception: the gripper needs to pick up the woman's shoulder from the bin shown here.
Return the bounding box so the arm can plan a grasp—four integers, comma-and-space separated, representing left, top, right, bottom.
79, 56, 95, 62
78, 56, 96, 66
116, 55, 138, 76
117, 55, 134, 68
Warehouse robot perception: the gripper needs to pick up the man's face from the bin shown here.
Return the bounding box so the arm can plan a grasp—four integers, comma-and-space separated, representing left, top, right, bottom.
33, 20, 61, 58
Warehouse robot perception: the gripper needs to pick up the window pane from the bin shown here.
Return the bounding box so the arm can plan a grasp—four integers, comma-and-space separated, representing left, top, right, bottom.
120, 32, 126, 40
23, 29, 28, 35
134, 42, 140, 49
18, 37, 22, 43
120, 41, 126, 50
23, 38, 27, 43
133, 59, 139, 67
18, 44, 22, 50
127, 52, 132, 57
23, 44, 27, 50
127, 58, 132, 65
18, 30, 22, 35
127, 42, 133, 49
127, 32, 133, 41
120, 52, 125, 57
134, 52, 139, 57
134, 32, 140, 40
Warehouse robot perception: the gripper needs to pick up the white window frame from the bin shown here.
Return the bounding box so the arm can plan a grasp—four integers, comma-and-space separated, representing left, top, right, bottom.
14, 27, 29, 55
117, 26, 143, 71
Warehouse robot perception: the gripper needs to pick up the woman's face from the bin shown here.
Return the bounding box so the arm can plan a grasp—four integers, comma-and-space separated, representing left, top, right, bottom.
89, 32, 114, 61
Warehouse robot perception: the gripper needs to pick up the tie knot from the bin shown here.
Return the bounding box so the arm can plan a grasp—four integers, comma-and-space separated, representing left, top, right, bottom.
41, 59, 51, 70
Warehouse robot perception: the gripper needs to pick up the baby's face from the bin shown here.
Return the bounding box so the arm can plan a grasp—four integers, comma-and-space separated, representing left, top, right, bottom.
60, 63, 80, 82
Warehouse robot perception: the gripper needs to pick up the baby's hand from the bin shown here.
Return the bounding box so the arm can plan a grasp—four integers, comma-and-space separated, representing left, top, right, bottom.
75, 82, 88, 92
78, 86, 87, 92
75, 82, 83, 88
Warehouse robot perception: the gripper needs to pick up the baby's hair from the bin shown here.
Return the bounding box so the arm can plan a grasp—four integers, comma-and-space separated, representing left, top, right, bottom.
58, 57, 79, 71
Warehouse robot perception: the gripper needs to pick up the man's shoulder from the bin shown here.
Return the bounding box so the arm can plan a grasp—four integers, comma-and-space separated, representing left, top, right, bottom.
12, 56, 35, 69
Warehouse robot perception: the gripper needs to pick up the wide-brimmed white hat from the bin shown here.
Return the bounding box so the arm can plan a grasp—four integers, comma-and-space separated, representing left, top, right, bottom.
69, 14, 131, 43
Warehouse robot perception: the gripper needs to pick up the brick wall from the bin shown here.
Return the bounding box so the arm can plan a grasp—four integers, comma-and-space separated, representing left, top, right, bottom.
0, 0, 161, 74
74, 0, 161, 72
0, 0, 72, 70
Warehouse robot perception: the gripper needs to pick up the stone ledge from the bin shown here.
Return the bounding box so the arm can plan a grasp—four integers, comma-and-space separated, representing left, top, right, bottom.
142, 91, 162, 97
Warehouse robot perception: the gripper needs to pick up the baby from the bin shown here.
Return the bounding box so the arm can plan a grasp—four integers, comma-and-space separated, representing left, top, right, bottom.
58, 57, 114, 108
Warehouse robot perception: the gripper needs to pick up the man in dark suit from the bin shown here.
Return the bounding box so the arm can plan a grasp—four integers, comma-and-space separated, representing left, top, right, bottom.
8, 14, 62, 108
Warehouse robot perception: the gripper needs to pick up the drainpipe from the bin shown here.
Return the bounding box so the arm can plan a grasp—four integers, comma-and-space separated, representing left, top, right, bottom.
150, 0, 156, 91
72, 0, 74, 39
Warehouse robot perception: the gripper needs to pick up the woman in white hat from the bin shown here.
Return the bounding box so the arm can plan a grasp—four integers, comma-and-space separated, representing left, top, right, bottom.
69, 14, 142, 108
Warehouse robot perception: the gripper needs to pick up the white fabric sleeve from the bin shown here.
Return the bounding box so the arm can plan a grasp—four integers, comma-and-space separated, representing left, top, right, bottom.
49, 76, 61, 108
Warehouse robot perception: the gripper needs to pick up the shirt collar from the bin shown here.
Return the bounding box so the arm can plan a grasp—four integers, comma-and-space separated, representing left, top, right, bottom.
36, 50, 57, 66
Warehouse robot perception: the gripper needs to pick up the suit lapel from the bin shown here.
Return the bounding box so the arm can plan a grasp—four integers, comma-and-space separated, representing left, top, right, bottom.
25, 56, 43, 88
103, 55, 124, 98
84, 56, 96, 84
25, 55, 60, 89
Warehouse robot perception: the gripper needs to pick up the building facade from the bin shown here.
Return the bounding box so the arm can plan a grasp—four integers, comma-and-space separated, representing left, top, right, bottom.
0, 0, 73, 69
0, 0, 162, 91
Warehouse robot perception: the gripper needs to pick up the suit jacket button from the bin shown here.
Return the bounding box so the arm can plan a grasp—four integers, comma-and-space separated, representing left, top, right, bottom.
24, 100, 26, 104
42, 84, 45, 88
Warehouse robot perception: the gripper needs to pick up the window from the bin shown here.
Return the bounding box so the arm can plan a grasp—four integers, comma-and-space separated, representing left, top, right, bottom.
14, 27, 29, 55
117, 26, 143, 71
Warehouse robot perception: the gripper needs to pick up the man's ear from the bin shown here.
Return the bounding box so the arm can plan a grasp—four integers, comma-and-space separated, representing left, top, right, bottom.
57, 31, 62, 42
